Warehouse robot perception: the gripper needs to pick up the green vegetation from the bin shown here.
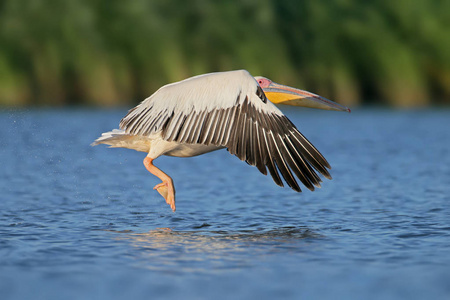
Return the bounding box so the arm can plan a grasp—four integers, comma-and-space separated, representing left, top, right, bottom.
1, 0, 449, 107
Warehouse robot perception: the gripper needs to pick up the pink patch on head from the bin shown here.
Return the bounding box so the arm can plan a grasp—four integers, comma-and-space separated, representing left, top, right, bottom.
256, 77, 272, 88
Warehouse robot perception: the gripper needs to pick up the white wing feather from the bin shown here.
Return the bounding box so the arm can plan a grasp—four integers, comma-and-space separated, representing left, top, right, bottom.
118, 69, 331, 192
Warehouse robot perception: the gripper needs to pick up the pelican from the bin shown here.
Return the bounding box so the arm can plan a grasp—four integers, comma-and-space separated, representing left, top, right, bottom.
92, 70, 349, 211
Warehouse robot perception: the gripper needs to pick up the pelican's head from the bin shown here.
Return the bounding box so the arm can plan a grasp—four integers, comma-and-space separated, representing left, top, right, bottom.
255, 76, 350, 112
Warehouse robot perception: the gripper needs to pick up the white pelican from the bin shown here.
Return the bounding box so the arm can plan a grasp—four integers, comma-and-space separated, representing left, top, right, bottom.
92, 70, 349, 211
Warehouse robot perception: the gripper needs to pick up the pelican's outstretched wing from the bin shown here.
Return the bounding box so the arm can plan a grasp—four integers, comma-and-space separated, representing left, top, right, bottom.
120, 70, 331, 191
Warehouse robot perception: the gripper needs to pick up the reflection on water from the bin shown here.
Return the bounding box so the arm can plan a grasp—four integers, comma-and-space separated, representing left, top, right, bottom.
109, 227, 321, 272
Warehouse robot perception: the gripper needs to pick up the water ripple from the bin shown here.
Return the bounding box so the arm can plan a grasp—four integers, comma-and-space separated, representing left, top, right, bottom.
1, 109, 450, 299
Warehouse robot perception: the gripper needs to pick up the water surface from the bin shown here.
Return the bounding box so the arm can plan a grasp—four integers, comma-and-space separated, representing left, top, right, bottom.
1, 108, 449, 299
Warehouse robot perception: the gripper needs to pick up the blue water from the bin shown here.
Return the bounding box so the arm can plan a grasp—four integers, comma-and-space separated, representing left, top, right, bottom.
1, 108, 449, 299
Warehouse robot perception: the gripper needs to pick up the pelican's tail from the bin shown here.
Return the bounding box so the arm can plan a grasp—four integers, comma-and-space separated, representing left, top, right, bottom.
91, 129, 127, 146
91, 129, 151, 153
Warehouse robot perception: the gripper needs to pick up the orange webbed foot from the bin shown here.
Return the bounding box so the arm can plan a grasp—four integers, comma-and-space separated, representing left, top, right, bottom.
153, 182, 176, 212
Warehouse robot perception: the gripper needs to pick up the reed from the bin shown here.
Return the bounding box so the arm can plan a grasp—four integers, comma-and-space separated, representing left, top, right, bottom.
0, 0, 448, 107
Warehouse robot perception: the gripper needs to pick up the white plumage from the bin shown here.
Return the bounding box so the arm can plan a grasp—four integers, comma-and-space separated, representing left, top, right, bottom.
92, 70, 349, 211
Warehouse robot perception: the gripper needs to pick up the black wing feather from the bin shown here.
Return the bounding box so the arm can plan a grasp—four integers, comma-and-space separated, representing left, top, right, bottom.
120, 91, 331, 192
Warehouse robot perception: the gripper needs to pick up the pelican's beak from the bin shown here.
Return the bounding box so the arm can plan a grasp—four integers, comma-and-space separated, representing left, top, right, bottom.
263, 82, 351, 112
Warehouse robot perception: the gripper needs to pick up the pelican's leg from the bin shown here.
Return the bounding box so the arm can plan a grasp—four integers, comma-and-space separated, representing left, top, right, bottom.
143, 157, 176, 212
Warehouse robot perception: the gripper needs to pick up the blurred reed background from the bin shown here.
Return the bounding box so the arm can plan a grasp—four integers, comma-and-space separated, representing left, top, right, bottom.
0, 0, 449, 107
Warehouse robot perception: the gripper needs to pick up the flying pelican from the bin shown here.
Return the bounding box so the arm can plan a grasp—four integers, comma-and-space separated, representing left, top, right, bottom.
92, 70, 349, 211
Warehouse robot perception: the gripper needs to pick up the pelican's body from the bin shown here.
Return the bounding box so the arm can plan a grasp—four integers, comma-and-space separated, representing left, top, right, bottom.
92, 70, 349, 211
97, 130, 223, 157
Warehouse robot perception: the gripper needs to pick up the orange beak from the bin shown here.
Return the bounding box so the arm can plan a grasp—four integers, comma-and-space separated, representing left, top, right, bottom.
263, 82, 350, 112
